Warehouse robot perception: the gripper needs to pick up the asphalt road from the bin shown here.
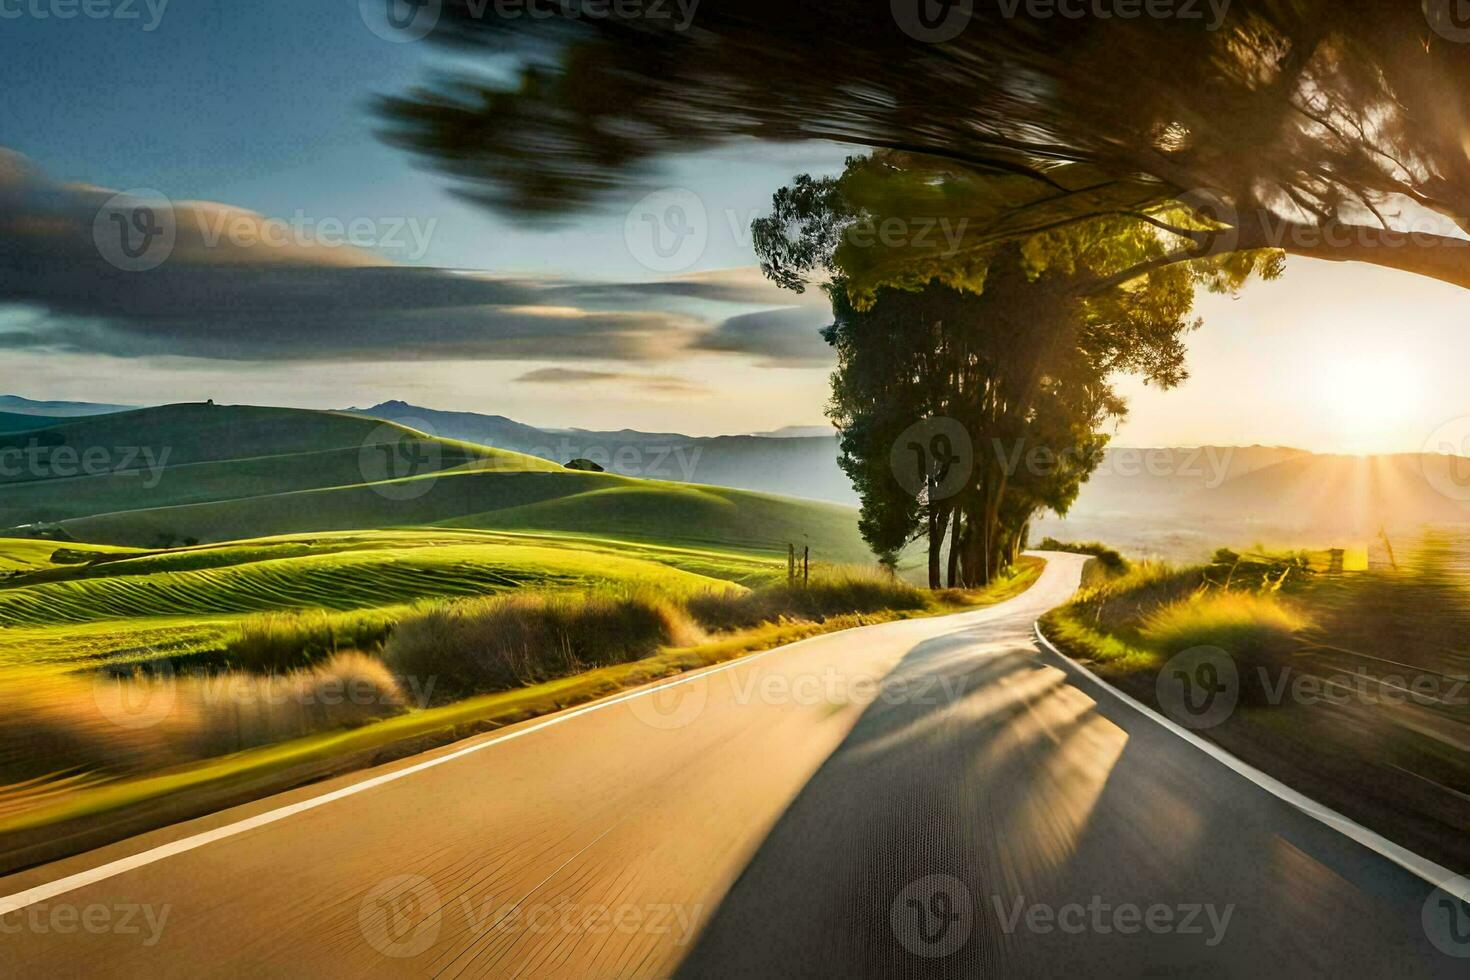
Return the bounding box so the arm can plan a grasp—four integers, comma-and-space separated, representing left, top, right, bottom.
1, 552, 1466, 977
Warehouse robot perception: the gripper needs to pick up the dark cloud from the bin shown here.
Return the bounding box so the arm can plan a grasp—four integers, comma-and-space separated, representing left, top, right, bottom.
691, 307, 834, 368
0, 149, 830, 368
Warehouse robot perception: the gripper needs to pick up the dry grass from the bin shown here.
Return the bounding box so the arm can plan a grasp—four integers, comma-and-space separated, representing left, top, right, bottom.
384, 590, 703, 703
0, 652, 404, 785
684, 563, 927, 631
1140, 591, 1312, 656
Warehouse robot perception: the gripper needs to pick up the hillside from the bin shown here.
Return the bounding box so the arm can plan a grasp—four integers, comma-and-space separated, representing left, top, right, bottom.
352, 400, 858, 504
0, 403, 873, 563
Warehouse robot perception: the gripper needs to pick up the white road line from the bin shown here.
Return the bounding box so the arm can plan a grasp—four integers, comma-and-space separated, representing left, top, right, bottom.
1033, 624, 1470, 903
0, 608, 952, 918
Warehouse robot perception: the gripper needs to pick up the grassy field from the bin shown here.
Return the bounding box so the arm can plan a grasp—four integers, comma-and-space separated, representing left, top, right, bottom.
0, 529, 775, 672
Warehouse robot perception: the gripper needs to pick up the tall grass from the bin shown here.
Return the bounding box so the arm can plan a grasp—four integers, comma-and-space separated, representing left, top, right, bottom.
685, 564, 927, 631
384, 590, 702, 703
1046, 557, 1313, 681
0, 652, 404, 788
1140, 591, 1311, 655
221, 609, 399, 672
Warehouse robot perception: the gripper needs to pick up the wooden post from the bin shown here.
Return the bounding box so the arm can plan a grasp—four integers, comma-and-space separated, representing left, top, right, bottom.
803, 546, 809, 586
788, 543, 795, 583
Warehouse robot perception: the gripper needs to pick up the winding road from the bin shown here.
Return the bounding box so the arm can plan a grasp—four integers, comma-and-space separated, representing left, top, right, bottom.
1, 552, 1465, 977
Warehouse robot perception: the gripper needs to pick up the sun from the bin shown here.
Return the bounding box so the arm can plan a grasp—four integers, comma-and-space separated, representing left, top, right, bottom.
1314, 353, 1423, 451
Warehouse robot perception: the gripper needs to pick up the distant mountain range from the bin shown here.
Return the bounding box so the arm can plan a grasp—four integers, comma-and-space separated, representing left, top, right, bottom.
0, 394, 134, 417
349, 401, 858, 504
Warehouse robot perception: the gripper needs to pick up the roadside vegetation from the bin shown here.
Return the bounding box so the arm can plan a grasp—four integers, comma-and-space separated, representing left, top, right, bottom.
0, 530, 1042, 861
1041, 537, 1470, 873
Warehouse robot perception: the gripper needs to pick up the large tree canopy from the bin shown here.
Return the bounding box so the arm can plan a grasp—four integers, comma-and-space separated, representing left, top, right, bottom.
767, 159, 1209, 584
381, 1, 1470, 290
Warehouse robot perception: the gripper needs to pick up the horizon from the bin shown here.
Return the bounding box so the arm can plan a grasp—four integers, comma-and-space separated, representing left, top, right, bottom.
3, 391, 1456, 461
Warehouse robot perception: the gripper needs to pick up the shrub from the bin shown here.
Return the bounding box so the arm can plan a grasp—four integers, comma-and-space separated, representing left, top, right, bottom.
384, 590, 701, 703
1038, 538, 1129, 574
685, 564, 927, 631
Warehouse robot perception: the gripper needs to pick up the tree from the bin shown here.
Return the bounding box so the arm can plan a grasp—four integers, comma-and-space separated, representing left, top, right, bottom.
809, 201, 1201, 584
381, 2, 1470, 292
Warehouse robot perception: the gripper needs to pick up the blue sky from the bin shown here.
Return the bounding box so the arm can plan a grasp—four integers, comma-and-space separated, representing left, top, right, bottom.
3, 1, 1469, 450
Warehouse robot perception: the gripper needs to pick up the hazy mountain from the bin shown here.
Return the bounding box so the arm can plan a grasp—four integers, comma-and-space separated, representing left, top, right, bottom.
353, 401, 857, 504
0, 395, 132, 417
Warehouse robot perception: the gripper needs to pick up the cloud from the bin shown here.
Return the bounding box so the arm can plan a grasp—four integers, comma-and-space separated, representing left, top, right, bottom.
690, 307, 834, 367
513, 367, 707, 395
0, 149, 831, 368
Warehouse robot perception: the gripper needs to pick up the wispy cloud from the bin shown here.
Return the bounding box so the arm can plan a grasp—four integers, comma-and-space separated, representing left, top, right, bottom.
512, 367, 708, 395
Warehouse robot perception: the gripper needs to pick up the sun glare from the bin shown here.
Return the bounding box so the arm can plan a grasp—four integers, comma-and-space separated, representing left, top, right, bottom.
1315, 353, 1423, 452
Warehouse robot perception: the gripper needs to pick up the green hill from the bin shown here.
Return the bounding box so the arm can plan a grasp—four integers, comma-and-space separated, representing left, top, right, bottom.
0, 412, 63, 434
0, 403, 872, 563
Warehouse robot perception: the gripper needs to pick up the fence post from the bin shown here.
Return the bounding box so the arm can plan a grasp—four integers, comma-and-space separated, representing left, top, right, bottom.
803, 546, 809, 586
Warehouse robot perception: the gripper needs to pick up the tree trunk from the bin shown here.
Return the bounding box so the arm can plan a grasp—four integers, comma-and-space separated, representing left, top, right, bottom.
927, 501, 949, 590
946, 511, 962, 588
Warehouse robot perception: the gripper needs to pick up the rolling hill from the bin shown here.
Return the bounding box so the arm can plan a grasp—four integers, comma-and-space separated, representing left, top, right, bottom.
351, 400, 857, 504
0, 403, 874, 563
